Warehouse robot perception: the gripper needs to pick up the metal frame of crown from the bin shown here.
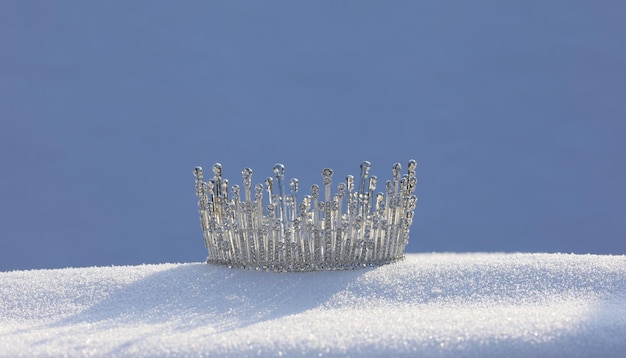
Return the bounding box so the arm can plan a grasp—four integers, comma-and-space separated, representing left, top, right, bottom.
193, 160, 417, 272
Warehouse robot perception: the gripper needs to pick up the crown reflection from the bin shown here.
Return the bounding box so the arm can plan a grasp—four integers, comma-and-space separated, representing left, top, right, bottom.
193, 160, 417, 272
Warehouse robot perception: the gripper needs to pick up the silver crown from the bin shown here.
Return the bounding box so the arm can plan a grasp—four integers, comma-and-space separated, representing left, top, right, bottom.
193, 160, 418, 272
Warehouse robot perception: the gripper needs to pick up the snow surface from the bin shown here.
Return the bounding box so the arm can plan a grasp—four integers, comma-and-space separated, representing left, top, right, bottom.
1, 253, 625, 357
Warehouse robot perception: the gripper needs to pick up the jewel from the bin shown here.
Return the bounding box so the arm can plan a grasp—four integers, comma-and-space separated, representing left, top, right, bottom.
290, 178, 299, 194
322, 168, 333, 186
310, 184, 320, 199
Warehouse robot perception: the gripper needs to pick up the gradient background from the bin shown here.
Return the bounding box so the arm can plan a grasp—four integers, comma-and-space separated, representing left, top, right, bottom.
1, 1, 625, 271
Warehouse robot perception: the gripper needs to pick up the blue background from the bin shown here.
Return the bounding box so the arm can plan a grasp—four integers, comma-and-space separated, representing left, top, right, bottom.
1, 1, 625, 271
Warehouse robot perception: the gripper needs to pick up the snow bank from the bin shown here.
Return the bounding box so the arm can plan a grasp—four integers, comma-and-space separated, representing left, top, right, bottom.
1, 253, 625, 357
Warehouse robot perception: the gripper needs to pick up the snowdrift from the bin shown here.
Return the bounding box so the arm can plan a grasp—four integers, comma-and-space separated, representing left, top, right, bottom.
1, 253, 625, 357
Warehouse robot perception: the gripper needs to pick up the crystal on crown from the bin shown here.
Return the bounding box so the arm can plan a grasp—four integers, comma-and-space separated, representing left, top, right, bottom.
193, 160, 418, 272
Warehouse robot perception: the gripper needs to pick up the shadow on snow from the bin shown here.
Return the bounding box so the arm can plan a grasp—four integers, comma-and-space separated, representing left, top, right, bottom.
50, 263, 373, 333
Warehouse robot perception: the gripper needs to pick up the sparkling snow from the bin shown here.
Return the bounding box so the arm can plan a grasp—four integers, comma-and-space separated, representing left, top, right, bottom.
1, 253, 625, 357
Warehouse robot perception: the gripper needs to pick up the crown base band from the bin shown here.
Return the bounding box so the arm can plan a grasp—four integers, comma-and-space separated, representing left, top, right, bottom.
207, 255, 405, 272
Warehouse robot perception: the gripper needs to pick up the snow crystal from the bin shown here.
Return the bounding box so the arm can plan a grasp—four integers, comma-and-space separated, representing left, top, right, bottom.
1, 253, 625, 357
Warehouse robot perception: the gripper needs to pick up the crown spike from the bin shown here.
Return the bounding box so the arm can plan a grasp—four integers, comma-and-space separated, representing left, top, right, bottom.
241, 168, 253, 203
265, 177, 274, 205
358, 161, 371, 217
273, 164, 286, 223
322, 168, 333, 202
367, 176, 377, 215
221, 179, 229, 202
286, 178, 297, 223
212, 163, 223, 199
194, 166, 204, 193
408, 159, 417, 178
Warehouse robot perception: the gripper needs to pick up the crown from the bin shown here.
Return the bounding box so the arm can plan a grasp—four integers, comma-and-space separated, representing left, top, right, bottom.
193, 160, 418, 272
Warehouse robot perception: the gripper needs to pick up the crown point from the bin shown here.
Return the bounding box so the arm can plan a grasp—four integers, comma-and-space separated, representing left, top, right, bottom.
290, 178, 299, 193
408, 176, 417, 194
265, 177, 274, 194
255, 183, 264, 200
392, 163, 402, 182
322, 168, 333, 186
311, 184, 320, 198
408, 159, 417, 170
273, 163, 285, 176
194, 166, 203, 178
232, 184, 240, 198
369, 176, 378, 191
346, 175, 355, 192
241, 167, 253, 179
337, 182, 346, 197
360, 162, 372, 192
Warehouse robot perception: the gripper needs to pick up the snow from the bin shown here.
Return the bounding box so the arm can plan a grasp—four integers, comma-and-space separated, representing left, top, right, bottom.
1, 253, 625, 357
